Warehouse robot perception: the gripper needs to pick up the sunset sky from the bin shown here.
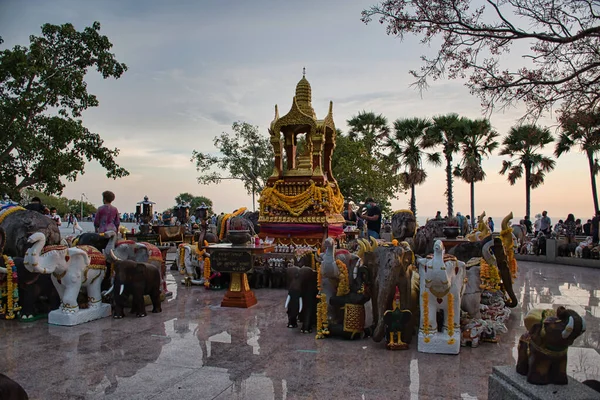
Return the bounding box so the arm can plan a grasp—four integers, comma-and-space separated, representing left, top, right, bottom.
1, 0, 596, 222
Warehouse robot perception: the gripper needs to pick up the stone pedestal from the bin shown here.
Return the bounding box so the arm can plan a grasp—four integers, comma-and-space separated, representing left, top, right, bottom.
48, 303, 111, 326
221, 273, 257, 308
417, 331, 461, 354
488, 366, 600, 400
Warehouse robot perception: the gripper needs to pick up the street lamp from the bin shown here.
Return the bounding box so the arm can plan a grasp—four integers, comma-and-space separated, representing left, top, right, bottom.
81, 193, 87, 222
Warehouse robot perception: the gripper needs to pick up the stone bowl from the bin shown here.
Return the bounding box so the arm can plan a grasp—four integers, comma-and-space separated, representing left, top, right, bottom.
443, 226, 460, 239
226, 230, 252, 245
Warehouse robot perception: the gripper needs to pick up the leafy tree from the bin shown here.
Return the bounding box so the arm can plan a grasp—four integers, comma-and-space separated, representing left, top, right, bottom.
331, 130, 403, 215
174, 193, 214, 215
20, 189, 97, 217
555, 110, 600, 213
385, 118, 441, 217
362, 0, 600, 119
499, 125, 555, 218
0, 22, 129, 199
453, 118, 499, 227
347, 111, 390, 154
423, 113, 465, 217
192, 121, 273, 211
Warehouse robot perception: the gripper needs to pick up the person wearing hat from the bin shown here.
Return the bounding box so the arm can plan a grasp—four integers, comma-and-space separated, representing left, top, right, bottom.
360, 197, 382, 239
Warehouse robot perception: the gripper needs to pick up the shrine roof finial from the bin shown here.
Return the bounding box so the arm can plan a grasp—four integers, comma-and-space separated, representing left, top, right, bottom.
303, 67, 306, 77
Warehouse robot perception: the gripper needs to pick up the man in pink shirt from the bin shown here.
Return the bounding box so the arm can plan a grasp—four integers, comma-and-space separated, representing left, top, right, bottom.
94, 191, 120, 233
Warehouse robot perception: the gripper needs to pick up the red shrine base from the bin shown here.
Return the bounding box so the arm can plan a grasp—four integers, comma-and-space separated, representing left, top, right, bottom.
220, 273, 257, 308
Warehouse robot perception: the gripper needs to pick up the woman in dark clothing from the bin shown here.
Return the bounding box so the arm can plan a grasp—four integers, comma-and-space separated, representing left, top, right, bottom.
575, 218, 583, 235
564, 214, 577, 244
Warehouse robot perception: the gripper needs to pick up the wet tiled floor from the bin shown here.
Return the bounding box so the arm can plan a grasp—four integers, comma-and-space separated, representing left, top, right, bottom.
1, 259, 598, 399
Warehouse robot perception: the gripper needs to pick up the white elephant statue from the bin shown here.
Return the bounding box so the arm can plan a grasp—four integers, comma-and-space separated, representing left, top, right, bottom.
461, 260, 482, 320
176, 244, 205, 286
416, 240, 466, 354
23, 232, 106, 315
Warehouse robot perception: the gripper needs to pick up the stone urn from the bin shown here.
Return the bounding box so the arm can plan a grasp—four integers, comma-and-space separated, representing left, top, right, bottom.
443, 226, 460, 239
226, 216, 254, 244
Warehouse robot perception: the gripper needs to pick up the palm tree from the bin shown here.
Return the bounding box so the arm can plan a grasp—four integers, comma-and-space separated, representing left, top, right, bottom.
499, 124, 556, 218
386, 118, 441, 217
555, 110, 600, 214
423, 113, 465, 217
347, 111, 389, 154
453, 118, 500, 227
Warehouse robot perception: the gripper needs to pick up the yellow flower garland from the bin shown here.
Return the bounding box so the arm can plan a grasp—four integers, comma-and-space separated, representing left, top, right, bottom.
0, 206, 25, 225
219, 207, 248, 240
2, 255, 20, 319
447, 293, 455, 344
335, 259, 349, 297
178, 245, 186, 274
259, 180, 344, 217
422, 291, 430, 342
203, 257, 211, 287
500, 227, 518, 282
479, 258, 501, 292
315, 261, 330, 339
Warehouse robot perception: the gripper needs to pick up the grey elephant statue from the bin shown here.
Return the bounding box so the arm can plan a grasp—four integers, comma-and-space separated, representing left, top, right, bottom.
413, 219, 446, 256
358, 238, 417, 344
285, 265, 318, 333
391, 209, 417, 242
0, 205, 61, 257
176, 244, 204, 286
112, 260, 162, 318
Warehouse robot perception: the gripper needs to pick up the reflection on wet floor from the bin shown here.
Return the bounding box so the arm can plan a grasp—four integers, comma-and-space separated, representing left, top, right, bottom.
0, 259, 598, 399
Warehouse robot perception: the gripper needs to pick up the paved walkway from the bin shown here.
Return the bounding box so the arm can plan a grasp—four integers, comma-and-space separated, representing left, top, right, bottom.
1, 238, 599, 399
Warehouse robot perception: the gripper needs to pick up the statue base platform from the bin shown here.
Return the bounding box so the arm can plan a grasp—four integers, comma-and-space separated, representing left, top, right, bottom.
221, 273, 257, 308
48, 303, 111, 326
417, 331, 460, 354
488, 365, 600, 400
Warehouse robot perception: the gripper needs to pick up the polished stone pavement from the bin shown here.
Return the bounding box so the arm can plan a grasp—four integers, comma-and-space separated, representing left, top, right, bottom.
1, 259, 599, 400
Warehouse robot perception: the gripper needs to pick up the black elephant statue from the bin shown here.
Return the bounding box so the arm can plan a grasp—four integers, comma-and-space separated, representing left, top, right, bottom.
112, 260, 162, 318
73, 232, 110, 251
448, 235, 493, 262
285, 266, 318, 333
517, 307, 586, 385
0, 205, 61, 257
0, 227, 59, 321
327, 261, 371, 340
412, 219, 446, 256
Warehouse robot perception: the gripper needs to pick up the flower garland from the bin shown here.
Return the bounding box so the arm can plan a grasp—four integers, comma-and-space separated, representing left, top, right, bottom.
335, 259, 349, 296
1, 255, 20, 319
421, 291, 430, 342
315, 261, 329, 339
203, 257, 211, 288
500, 227, 518, 282
178, 245, 186, 274
0, 206, 25, 225
479, 257, 501, 292
259, 180, 344, 217
218, 207, 248, 240
447, 293, 455, 344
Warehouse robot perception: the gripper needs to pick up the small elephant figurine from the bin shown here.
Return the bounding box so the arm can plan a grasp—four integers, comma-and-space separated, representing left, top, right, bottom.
112, 260, 162, 318
517, 306, 586, 385
460, 319, 485, 348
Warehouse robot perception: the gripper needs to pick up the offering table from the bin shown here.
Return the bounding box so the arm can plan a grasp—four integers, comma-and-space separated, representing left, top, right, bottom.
202, 243, 275, 308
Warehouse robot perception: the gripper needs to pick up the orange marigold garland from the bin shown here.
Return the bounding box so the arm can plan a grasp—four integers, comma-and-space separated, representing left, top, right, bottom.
203, 257, 211, 288
335, 259, 349, 296
421, 291, 430, 342
315, 261, 330, 339
1, 255, 20, 319
447, 293, 455, 344
479, 257, 501, 292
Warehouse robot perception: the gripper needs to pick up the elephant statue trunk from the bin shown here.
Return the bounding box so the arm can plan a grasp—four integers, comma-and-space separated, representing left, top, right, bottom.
286, 266, 317, 333
483, 238, 518, 308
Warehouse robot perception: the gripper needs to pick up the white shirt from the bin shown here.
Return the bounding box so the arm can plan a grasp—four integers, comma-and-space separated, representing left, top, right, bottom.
51, 213, 62, 226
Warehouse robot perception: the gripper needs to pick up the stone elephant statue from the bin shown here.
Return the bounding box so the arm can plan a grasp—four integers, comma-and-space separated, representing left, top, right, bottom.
112, 260, 162, 318
416, 240, 466, 354
72, 232, 110, 251
412, 219, 446, 256
0, 227, 60, 321
517, 307, 586, 385
285, 266, 317, 333
359, 238, 416, 344
23, 232, 105, 313
0, 205, 61, 257
391, 209, 417, 242
176, 244, 204, 286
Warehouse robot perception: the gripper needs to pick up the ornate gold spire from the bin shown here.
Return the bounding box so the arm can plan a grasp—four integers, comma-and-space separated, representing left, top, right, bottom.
295, 70, 316, 118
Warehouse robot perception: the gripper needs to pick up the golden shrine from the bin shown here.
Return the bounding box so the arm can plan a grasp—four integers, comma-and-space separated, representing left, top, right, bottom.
258, 71, 345, 246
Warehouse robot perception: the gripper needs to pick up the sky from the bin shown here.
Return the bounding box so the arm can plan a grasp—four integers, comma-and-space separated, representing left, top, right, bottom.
0, 0, 595, 221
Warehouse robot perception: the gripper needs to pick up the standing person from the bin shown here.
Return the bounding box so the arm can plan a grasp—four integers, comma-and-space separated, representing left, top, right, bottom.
49, 208, 61, 226
66, 213, 73, 227
564, 214, 577, 244
24, 196, 45, 214
575, 218, 583, 235
94, 191, 120, 233
591, 211, 600, 244
456, 212, 466, 236
583, 219, 592, 236
465, 215, 472, 232
533, 214, 542, 234
343, 202, 357, 227
523, 215, 533, 234
72, 214, 84, 234
360, 197, 382, 239
434, 211, 443, 220
539, 211, 551, 235
487, 217, 494, 232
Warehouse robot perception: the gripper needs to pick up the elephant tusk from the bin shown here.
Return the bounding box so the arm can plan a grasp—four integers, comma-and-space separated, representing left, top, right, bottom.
562, 316, 574, 339
103, 285, 114, 297
370, 237, 378, 250
284, 294, 291, 309
110, 249, 122, 261
299, 297, 303, 314
357, 240, 366, 258
501, 212, 513, 231
119, 284, 125, 296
